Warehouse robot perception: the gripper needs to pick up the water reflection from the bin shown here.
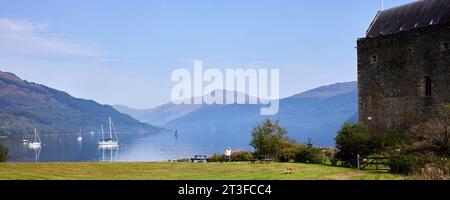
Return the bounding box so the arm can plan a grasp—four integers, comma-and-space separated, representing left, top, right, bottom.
28, 146, 41, 162
0, 129, 254, 162
99, 146, 119, 162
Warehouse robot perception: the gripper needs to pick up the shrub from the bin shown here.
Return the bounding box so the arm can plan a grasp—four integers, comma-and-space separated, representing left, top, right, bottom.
0, 145, 8, 162
387, 153, 436, 175
176, 158, 191, 163
421, 161, 450, 180
335, 123, 371, 167
279, 139, 304, 162
208, 150, 254, 162
410, 119, 450, 157
368, 131, 413, 154
388, 151, 450, 179
335, 123, 413, 167
295, 147, 324, 164
231, 150, 253, 161
208, 153, 225, 162
322, 148, 337, 165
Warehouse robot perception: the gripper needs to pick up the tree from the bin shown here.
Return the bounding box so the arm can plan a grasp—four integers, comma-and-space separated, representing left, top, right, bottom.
295, 146, 324, 164
335, 123, 371, 167
279, 139, 303, 162
250, 119, 287, 159
0, 145, 8, 162
410, 104, 450, 156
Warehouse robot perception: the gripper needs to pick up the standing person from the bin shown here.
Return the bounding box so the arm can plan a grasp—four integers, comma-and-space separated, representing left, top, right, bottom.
224, 147, 232, 162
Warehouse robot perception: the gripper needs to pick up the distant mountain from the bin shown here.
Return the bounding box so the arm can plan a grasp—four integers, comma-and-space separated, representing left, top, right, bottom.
291, 81, 357, 99
119, 82, 358, 146
0, 70, 162, 136
112, 105, 153, 121
113, 90, 252, 126
114, 103, 201, 126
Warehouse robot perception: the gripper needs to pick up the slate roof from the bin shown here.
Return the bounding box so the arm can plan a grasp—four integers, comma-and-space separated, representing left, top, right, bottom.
367, 0, 450, 37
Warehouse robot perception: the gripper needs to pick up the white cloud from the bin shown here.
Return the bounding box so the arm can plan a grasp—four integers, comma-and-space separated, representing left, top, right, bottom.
0, 18, 104, 57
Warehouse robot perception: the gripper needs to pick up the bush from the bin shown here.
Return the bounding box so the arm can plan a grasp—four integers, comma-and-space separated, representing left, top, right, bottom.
279, 139, 304, 162
335, 123, 371, 167
335, 123, 413, 167
208, 153, 225, 162
294, 147, 324, 164
388, 151, 450, 179
421, 161, 450, 180
231, 150, 253, 162
208, 150, 253, 162
0, 145, 8, 162
368, 131, 413, 154
388, 153, 436, 175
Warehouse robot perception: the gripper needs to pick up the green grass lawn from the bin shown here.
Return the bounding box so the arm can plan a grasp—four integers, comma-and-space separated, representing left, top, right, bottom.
0, 162, 403, 180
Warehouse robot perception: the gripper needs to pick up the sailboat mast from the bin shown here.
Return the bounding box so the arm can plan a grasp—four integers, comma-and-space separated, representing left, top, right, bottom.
37, 130, 41, 143
101, 124, 105, 140
109, 117, 113, 139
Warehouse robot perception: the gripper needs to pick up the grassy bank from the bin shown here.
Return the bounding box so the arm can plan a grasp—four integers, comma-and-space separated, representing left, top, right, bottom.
0, 162, 402, 180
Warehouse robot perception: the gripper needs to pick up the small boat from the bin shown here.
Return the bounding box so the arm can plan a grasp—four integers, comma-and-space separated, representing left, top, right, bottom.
98, 117, 119, 147
28, 128, 41, 148
77, 129, 83, 141
22, 132, 29, 144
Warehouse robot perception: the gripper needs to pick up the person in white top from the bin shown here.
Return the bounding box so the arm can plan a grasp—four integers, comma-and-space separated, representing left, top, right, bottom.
224, 147, 232, 162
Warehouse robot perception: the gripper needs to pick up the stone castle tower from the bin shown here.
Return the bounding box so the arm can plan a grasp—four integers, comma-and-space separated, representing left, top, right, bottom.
357, 0, 450, 132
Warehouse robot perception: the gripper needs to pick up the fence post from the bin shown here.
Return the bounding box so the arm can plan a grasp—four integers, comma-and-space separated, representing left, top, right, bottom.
357, 154, 360, 170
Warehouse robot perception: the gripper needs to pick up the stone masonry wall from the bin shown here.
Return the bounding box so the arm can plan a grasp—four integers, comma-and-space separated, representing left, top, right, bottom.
357, 24, 450, 132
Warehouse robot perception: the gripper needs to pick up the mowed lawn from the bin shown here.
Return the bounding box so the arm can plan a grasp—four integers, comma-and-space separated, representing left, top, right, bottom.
0, 162, 402, 180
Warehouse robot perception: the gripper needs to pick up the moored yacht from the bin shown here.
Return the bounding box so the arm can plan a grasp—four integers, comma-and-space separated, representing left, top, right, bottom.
28, 128, 41, 147
21, 132, 29, 144
98, 117, 119, 147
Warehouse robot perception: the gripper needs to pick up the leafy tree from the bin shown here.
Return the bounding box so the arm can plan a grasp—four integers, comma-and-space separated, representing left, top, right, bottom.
0, 145, 8, 162
336, 123, 417, 169
279, 139, 304, 162
335, 123, 371, 167
250, 119, 287, 159
295, 146, 324, 164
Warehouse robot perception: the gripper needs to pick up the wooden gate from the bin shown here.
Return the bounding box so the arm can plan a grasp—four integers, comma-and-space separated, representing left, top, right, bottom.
358, 155, 389, 170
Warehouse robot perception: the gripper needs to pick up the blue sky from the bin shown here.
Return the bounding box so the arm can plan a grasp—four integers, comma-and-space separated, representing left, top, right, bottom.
0, 0, 415, 108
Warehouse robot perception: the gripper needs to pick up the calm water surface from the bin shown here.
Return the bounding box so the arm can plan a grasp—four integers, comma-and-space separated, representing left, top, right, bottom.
0, 129, 253, 162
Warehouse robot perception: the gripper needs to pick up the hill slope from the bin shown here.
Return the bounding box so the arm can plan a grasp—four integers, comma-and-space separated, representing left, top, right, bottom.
166, 82, 357, 146
119, 82, 358, 146
114, 103, 201, 126
0, 70, 161, 135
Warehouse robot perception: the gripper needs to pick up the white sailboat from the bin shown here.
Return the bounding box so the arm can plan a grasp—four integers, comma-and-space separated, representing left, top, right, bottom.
22, 131, 29, 144
28, 128, 41, 147
77, 128, 83, 141
98, 117, 119, 147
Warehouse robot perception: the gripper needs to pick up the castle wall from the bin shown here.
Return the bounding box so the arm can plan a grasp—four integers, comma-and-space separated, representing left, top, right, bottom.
357, 24, 450, 132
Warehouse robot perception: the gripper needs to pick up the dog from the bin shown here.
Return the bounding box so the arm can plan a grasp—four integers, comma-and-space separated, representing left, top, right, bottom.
285, 168, 295, 174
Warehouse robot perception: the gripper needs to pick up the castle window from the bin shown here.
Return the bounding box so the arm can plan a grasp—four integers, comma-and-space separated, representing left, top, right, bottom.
370, 54, 378, 64
407, 47, 413, 53
441, 42, 449, 51
424, 76, 432, 97
407, 48, 413, 62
